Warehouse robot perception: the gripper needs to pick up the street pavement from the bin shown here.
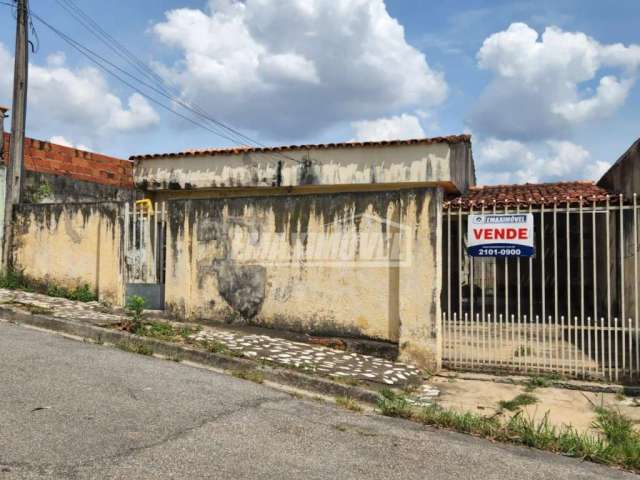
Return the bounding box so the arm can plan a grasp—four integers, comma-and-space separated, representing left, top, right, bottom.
0, 321, 633, 479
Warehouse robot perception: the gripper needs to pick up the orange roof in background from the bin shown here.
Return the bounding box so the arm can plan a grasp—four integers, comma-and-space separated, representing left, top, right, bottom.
129, 135, 471, 160
445, 181, 615, 208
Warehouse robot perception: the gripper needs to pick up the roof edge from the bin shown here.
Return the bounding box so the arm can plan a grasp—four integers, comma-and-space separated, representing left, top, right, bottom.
129, 134, 471, 161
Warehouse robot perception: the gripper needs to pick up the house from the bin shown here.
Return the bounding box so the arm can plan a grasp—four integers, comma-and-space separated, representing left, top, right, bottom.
128, 136, 476, 369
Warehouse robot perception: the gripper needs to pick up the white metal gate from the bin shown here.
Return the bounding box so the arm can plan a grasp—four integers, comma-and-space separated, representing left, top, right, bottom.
442, 194, 640, 382
124, 201, 167, 286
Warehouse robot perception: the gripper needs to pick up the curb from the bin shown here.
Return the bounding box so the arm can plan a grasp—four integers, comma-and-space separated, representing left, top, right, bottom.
437, 371, 640, 396
0, 307, 382, 404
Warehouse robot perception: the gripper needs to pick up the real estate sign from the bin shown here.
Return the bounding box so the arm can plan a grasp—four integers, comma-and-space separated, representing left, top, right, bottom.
467, 213, 534, 257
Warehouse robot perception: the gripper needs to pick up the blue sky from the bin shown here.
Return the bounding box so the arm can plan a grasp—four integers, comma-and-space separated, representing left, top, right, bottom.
0, 0, 639, 184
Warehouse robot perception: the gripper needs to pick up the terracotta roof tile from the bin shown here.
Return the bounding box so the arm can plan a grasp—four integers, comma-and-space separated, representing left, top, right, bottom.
129, 135, 471, 160
445, 181, 616, 208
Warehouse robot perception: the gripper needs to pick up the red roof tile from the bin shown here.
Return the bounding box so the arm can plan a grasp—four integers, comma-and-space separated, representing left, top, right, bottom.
129, 135, 471, 160
445, 181, 615, 208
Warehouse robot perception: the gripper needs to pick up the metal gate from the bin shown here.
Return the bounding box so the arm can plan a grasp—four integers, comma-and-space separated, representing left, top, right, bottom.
124, 200, 167, 309
442, 194, 640, 382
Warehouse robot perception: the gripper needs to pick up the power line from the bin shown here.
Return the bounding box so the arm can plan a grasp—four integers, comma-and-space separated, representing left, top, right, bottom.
56, 0, 165, 87
51, 0, 262, 147
0, 1, 305, 166
28, 12, 250, 144
51, 0, 302, 164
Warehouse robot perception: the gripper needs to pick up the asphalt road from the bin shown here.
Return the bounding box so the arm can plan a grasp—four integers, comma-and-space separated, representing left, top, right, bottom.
0, 321, 633, 480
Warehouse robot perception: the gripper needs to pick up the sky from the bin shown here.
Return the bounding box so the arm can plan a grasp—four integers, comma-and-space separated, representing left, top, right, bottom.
0, 0, 639, 185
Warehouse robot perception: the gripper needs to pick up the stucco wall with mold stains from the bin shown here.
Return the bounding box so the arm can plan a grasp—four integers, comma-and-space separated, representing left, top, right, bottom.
164, 187, 442, 370
12, 203, 125, 305
135, 141, 473, 194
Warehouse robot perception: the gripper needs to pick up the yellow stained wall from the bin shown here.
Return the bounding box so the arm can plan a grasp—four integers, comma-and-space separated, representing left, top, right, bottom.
13, 203, 125, 305
165, 188, 442, 370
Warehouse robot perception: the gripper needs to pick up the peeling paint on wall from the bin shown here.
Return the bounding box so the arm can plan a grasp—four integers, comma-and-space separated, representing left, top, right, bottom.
12, 202, 125, 306
164, 187, 443, 358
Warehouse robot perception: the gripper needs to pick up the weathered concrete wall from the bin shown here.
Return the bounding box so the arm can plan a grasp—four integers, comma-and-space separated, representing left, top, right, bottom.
12, 203, 125, 305
598, 138, 640, 200
597, 139, 640, 320
164, 188, 442, 370
23, 171, 136, 204
135, 139, 473, 194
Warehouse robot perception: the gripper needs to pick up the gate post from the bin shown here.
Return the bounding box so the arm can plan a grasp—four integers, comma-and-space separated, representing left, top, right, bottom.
397, 188, 443, 372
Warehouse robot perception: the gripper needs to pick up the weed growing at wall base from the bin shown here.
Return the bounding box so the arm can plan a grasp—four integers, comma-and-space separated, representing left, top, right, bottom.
377, 390, 640, 471
0, 269, 97, 302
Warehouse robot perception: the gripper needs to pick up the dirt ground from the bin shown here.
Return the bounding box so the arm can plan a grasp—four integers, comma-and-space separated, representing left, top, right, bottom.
431, 374, 640, 433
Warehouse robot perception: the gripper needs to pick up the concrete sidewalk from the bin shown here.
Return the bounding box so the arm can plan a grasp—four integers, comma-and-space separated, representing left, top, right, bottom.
0, 288, 434, 392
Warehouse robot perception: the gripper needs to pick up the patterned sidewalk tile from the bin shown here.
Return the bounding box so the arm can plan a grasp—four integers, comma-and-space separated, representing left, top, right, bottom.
0, 289, 123, 325
0, 288, 438, 392
192, 328, 424, 386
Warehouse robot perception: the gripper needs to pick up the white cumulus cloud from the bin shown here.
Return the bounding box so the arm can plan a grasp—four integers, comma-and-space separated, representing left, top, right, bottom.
469, 23, 640, 140
476, 138, 610, 185
0, 44, 160, 144
152, 0, 447, 139
48, 136, 91, 152
351, 114, 425, 141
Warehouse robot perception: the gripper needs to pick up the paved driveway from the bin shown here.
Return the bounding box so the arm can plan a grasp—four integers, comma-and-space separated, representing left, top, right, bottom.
0, 321, 632, 479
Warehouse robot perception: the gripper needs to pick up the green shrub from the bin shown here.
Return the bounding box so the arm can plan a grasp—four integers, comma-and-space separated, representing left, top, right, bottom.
68, 284, 96, 302
0, 269, 32, 291
126, 295, 147, 325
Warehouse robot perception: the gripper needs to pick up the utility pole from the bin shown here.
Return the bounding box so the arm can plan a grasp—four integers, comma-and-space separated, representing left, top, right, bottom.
2, 0, 29, 271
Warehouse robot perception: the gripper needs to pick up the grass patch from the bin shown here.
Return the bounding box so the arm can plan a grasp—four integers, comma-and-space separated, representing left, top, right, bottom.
498, 393, 539, 412
592, 407, 640, 469
232, 369, 265, 384
125, 320, 201, 344
524, 373, 562, 392
524, 376, 552, 391
335, 396, 363, 412
116, 341, 153, 356
0, 268, 97, 302
202, 339, 230, 354
179, 325, 201, 339
377, 391, 640, 471
201, 340, 244, 357
137, 321, 176, 341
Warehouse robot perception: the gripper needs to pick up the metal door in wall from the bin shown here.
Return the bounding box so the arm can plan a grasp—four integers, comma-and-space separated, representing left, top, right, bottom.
124, 201, 167, 309
442, 194, 640, 383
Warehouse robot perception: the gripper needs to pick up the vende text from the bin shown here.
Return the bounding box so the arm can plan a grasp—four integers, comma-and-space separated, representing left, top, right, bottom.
473, 228, 528, 240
